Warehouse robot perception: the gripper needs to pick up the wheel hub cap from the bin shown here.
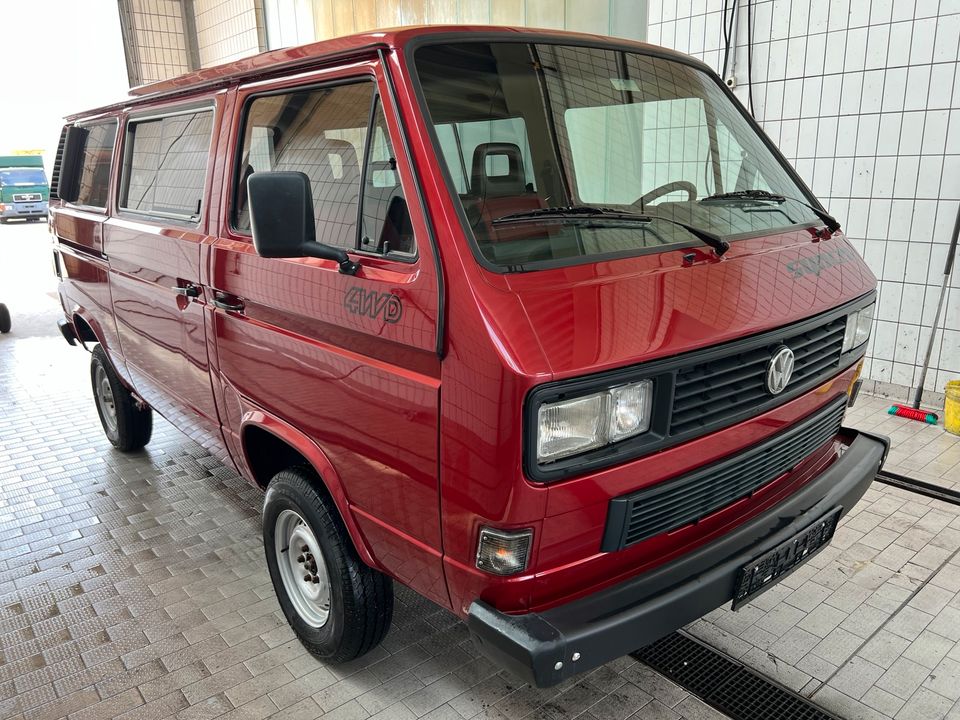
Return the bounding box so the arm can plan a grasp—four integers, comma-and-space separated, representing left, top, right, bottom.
95, 365, 118, 434
274, 509, 330, 627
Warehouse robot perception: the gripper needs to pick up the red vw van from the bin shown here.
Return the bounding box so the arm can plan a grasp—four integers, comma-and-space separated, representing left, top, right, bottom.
50, 26, 887, 687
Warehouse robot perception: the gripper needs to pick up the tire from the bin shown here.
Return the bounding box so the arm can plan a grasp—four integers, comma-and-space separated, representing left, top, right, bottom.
0, 304, 9, 333
263, 467, 393, 662
90, 345, 152, 451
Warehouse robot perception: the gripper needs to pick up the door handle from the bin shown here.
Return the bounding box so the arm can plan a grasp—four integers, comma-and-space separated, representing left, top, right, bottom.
172, 283, 201, 299
213, 290, 245, 313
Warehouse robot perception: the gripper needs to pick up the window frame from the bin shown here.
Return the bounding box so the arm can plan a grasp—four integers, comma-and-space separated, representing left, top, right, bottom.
116, 101, 216, 227
228, 76, 417, 263
67, 118, 119, 212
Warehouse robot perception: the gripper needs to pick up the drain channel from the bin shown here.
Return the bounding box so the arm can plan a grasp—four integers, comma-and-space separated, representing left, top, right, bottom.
632, 632, 839, 720
874, 469, 960, 506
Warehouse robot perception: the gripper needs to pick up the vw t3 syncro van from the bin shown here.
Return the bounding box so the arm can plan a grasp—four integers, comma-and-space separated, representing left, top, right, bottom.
50, 27, 888, 687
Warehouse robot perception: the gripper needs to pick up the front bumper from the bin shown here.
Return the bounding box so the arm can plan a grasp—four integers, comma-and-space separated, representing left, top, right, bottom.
1, 201, 48, 218
467, 428, 889, 687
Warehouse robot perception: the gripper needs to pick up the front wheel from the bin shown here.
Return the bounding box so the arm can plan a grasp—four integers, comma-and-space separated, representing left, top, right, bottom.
91, 345, 152, 451
263, 467, 393, 662
0, 304, 10, 333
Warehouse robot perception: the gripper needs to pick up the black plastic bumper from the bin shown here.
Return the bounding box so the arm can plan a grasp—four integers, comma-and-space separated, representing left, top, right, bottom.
467, 428, 889, 687
57, 318, 78, 346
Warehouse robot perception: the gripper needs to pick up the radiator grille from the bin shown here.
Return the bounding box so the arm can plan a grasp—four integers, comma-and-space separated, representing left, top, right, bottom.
601, 398, 846, 551
670, 317, 846, 437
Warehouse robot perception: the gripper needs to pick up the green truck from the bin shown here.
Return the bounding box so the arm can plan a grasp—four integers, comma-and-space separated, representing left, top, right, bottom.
0, 155, 49, 223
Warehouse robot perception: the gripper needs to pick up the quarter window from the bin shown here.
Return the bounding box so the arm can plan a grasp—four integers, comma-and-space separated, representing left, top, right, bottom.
74, 121, 117, 208
359, 99, 413, 255
120, 109, 213, 220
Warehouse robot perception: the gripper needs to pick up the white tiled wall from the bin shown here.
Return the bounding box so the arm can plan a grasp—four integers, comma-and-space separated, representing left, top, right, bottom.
194, 0, 266, 66
649, 0, 960, 404
262, 0, 648, 48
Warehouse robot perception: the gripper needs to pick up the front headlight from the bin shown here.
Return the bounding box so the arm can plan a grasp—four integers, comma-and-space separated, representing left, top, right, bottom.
537, 379, 652, 464
842, 303, 875, 353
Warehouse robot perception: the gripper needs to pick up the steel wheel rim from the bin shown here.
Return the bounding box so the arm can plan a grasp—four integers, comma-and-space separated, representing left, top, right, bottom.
274, 509, 331, 628
95, 365, 118, 434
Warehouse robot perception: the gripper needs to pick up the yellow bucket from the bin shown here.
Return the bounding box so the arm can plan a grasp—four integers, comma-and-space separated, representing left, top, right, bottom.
946, 380, 960, 436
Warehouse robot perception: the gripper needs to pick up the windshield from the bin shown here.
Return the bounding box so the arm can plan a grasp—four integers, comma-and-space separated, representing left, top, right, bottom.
413, 42, 820, 269
0, 168, 48, 186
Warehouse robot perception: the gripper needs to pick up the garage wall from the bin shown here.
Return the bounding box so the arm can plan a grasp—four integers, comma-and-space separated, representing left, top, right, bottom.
648, 0, 960, 403
194, 0, 267, 66
117, 0, 195, 85
263, 0, 648, 48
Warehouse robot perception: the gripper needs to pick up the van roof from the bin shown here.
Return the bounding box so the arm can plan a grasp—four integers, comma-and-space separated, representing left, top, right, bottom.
67, 25, 700, 121
0, 155, 44, 168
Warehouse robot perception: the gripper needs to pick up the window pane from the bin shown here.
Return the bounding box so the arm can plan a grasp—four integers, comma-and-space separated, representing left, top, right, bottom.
360, 100, 414, 255
434, 124, 467, 193
235, 82, 373, 250
75, 122, 116, 208
566, 99, 710, 205
121, 110, 212, 218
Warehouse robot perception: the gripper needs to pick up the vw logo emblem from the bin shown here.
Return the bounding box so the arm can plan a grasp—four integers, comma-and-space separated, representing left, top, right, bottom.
766, 346, 795, 395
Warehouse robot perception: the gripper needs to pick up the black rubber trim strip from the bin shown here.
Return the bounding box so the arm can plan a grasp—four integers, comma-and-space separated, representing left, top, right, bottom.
634, 631, 841, 720
378, 47, 447, 358
875, 469, 960, 507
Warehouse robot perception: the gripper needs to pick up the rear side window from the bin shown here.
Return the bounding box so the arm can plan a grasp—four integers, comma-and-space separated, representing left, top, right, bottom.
74, 121, 117, 208
234, 82, 414, 256
120, 109, 213, 221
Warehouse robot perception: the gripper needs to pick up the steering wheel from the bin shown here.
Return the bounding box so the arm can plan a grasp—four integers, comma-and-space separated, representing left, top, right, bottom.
635, 180, 698, 207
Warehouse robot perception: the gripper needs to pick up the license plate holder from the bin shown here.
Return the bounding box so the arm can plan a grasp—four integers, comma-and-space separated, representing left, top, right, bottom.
732, 506, 842, 610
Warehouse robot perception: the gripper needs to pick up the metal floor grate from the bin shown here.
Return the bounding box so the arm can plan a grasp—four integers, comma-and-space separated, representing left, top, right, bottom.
633, 632, 839, 720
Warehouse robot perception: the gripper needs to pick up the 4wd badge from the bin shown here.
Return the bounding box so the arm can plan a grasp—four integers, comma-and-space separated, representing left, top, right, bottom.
344, 287, 403, 324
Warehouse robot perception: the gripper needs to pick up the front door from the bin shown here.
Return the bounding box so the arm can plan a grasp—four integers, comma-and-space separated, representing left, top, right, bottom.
207, 62, 446, 605
104, 97, 227, 462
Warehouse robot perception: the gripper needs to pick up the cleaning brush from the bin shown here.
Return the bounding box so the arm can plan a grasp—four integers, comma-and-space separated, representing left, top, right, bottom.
888, 404, 939, 424
885, 201, 958, 426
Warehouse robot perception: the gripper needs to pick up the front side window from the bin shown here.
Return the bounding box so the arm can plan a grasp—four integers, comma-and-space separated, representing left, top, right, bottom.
120, 109, 213, 220
235, 83, 370, 250
414, 42, 820, 269
74, 121, 117, 208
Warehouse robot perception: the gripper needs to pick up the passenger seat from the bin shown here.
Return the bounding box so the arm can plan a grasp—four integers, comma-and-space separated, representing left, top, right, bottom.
464, 143, 544, 244
275, 137, 361, 250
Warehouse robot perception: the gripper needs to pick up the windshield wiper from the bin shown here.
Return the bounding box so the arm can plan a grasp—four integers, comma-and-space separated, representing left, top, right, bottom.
492, 206, 730, 256
701, 190, 841, 234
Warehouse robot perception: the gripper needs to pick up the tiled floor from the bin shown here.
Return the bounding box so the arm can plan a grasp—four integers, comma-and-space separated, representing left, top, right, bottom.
845, 394, 960, 488
2, 221, 959, 720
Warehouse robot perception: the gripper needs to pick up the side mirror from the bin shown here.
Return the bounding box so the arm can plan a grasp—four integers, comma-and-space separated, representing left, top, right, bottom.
56, 126, 89, 203
247, 171, 359, 275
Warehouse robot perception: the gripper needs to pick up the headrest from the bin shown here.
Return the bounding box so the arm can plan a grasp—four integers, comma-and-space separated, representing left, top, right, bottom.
315, 138, 359, 181
470, 142, 527, 197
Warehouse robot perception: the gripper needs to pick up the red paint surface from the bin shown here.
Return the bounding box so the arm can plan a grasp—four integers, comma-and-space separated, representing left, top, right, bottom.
52, 26, 877, 621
